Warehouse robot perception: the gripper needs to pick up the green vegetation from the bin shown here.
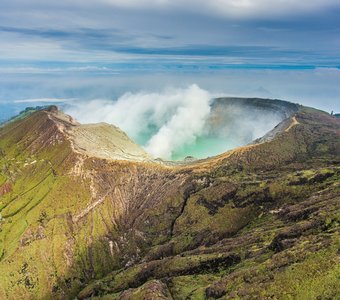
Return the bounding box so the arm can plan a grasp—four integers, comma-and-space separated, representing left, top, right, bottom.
0, 104, 339, 299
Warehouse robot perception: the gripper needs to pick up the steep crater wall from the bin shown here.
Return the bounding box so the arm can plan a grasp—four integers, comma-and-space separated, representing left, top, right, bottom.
174, 98, 299, 160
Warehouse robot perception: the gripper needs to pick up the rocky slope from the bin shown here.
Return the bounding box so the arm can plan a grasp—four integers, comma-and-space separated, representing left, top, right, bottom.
0, 99, 339, 299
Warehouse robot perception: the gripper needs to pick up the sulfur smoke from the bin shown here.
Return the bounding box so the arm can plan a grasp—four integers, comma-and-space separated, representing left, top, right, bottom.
65, 84, 211, 159
65, 84, 283, 160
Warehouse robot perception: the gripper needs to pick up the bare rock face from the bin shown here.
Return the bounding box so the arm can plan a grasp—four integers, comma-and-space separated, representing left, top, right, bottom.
0, 99, 339, 300
48, 108, 153, 162
70, 123, 152, 162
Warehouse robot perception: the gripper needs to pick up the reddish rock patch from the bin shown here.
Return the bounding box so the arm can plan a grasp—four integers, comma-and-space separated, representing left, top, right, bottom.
0, 182, 12, 197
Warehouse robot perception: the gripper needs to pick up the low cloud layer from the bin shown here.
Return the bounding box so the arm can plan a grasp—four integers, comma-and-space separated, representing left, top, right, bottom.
66, 85, 211, 159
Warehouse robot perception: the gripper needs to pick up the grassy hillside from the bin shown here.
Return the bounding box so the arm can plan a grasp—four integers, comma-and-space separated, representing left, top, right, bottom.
0, 102, 339, 299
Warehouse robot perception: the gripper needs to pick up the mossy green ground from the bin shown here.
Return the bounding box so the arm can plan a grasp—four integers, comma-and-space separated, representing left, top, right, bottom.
0, 107, 339, 299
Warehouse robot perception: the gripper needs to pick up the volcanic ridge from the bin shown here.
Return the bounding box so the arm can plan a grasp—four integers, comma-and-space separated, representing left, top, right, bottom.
0, 98, 339, 299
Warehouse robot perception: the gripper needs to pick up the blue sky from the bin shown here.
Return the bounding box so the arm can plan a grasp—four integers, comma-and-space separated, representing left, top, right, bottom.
0, 0, 340, 120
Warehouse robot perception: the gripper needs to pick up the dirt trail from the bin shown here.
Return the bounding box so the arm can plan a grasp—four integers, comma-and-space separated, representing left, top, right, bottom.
285, 116, 299, 132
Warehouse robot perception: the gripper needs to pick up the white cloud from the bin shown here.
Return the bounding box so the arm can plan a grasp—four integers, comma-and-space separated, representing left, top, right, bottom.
7, 0, 337, 19
97, 0, 340, 18
203, 0, 340, 17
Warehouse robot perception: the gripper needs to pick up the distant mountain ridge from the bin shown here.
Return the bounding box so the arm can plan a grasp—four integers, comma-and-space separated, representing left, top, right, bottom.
0, 106, 48, 127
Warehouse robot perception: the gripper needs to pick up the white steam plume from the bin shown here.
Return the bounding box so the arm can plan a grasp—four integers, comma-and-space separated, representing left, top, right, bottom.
65, 84, 212, 160
145, 85, 211, 158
